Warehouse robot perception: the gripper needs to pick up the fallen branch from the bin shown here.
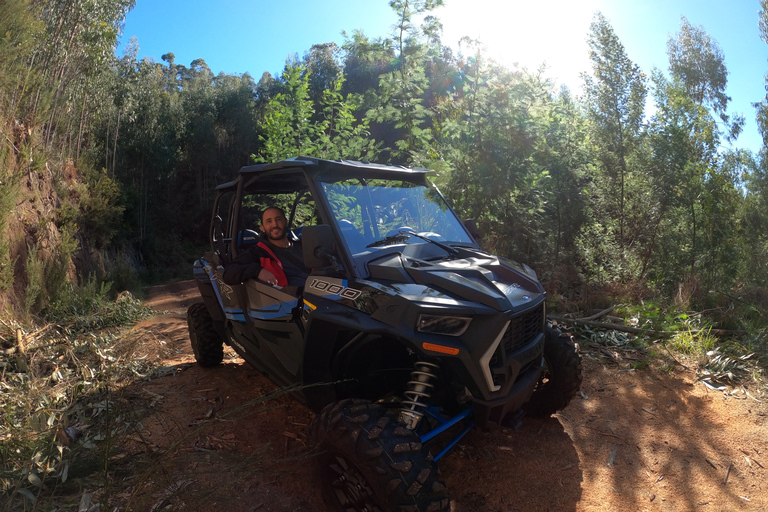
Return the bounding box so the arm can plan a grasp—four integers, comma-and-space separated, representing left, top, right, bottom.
549, 316, 746, 338
579, 306, 621, 321
549, 316, 672, 337
16, 329, 26, 356
581, 424, 624, 440
660, 342, 690, 369
712, 290, 763, 317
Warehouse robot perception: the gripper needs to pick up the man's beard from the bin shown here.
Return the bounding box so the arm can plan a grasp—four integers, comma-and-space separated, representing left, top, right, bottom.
266, 227, 284, 241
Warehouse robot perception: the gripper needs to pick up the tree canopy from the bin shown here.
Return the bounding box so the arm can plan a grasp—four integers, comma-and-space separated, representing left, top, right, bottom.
1, 0, 767, 312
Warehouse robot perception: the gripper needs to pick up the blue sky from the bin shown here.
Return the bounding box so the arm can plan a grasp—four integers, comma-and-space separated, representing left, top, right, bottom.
119, 0, 768, 153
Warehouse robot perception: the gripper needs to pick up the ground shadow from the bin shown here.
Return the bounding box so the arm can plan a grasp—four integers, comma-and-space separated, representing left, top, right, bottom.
110, 361, 324, 512
550, 344, 767, 511
440, 415, 582, 512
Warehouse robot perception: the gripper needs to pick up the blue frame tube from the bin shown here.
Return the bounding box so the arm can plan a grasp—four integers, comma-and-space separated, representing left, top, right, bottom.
419, 407, 473, 445
433, 423, 473, 462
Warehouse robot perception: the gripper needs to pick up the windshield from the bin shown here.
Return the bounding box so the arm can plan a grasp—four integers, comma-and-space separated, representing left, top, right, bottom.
319, 178, 473, 255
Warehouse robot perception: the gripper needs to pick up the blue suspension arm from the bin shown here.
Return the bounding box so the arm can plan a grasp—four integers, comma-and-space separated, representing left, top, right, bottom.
419, 407, 474, 462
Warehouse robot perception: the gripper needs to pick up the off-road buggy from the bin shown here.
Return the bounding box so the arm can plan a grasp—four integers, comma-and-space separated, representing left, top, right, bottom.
188, 156, 582, 512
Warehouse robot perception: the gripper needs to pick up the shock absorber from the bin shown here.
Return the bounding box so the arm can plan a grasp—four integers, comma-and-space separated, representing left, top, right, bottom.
399, 361, 440, 429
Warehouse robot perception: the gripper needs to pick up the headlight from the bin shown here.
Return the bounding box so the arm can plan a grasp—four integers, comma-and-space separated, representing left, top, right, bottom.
417, 314, 472, 336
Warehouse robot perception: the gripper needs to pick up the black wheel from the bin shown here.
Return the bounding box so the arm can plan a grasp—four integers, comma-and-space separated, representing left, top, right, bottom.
523, 323, 582, 416
308, 399, 450, 512
187, 302, 224, 367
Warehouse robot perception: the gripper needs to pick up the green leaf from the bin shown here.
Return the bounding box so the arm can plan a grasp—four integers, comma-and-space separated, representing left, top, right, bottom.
17, 488, 37, 502
28, 472, 42, 487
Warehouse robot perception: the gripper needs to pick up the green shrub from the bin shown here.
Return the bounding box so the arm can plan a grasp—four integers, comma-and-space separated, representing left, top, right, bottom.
45, 275, 151, 331
77, 167, 125, 249
23, 219, 80, 317
0, 177, 17, 292
24, 241, 45, 316
46, 221, 79, 305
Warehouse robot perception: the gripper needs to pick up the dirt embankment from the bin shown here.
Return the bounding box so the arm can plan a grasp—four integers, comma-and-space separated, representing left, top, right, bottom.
119, 280, 767, 512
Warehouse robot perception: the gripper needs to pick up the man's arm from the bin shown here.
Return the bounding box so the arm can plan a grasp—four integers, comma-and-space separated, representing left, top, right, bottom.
222, 245, 265, 285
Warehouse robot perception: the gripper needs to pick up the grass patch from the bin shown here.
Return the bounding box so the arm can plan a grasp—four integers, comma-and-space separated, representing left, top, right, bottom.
667, 325, 718, 356
44, 276, 152, 332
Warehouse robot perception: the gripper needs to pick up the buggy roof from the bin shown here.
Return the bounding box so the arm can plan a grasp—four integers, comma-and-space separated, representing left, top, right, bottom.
216, 156, 432, 195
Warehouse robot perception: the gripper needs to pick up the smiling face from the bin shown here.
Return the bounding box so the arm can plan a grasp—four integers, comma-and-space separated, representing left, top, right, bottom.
260, 207, 288, 242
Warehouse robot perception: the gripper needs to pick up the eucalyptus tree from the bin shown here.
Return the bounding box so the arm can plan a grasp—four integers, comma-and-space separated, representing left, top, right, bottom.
0, 0, 43, 122
759, 0, 768, 149
428, 38, 574, 269
341, 30, 396, 100
651, 18, 744, 288
255, 60, 379, 163
111, 58, 174, 243
303, 43, 343, 110
366, 0, 445, 163
581, 12, 647, 282
212, 72, 261, 171
740, 153, 768, 287
179, 59, 220, 205
0, 0, 38, 291
255, 62, 318, 162
32, 0, 135, 151
647, 70, 720, 286
540, 88, 591, 270
667, 16, 743, 140
746, 0, 768, 286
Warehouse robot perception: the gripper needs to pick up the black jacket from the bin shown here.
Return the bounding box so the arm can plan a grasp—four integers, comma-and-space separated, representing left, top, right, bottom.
222, 239, 309, 287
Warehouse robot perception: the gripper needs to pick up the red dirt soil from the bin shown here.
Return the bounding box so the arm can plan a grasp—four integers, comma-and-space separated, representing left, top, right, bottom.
119, 280, 768, 512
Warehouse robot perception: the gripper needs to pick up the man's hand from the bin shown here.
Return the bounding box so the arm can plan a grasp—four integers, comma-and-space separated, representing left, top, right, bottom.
258, 268, 279, 286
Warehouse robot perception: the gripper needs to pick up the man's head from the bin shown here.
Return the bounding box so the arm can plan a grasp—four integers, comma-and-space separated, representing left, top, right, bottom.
260, 207, 288, 242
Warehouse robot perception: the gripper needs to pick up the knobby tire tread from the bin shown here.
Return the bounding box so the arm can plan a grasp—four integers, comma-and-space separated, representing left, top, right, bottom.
309, 399, 450, 512
523, 325, 583, 416
187, 302, 224, 367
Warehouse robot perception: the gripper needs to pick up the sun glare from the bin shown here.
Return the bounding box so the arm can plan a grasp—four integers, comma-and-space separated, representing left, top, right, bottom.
438, 0, 602, 91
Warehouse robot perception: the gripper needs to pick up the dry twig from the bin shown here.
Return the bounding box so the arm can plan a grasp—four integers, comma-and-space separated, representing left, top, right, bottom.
549, 316, 745, 338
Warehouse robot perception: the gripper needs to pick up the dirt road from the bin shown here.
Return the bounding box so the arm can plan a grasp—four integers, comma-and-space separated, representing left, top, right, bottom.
121, 280, 767, 511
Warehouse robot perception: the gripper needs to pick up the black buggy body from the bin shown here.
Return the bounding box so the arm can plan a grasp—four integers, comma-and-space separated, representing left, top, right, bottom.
188, 156, 582, 512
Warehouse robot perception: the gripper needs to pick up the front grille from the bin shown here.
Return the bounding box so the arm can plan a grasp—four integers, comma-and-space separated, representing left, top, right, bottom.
488, 304, 545, 377
502, 304, 544, 352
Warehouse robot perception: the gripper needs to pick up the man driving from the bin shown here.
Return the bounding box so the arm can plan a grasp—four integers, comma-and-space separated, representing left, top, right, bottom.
222, 206, 309, 288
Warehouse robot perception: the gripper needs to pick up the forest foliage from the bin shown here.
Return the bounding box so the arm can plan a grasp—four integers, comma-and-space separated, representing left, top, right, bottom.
1, 1, 768, 508
0, 0, 767, 315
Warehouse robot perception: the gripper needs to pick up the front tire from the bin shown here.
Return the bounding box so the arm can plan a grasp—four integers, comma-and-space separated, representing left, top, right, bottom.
308, 399, 450, 512
187, 302, 224, 367
523, 323, 582, 416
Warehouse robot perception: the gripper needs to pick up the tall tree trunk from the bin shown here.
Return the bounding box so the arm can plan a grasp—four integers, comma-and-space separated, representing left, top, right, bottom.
104, 120, 110, 176
140, 153, 146, 242
690, 202, 697, 276
112, 109, 121, 176
76, 90, 88, 159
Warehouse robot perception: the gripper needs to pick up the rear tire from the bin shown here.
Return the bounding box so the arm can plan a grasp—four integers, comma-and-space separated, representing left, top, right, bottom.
523, 323, 582, 416
308, 399, 450, 512
187, 302, 224, 367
